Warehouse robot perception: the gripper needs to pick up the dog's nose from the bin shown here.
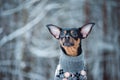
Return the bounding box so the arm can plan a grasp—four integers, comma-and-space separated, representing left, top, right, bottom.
65, 35, 70, 40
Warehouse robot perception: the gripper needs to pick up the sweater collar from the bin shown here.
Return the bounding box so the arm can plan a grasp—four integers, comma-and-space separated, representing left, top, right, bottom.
60, 51, 85, 62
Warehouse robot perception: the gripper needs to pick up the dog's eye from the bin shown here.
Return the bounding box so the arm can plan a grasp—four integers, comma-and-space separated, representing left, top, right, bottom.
60, 32, 66, 37
71, 31, 78, 37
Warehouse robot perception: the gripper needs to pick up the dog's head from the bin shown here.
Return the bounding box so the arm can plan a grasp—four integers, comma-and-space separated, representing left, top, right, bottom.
46, 23, 95, 56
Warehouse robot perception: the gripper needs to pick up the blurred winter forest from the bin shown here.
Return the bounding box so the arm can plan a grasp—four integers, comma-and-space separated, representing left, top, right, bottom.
0, 0, 120, 80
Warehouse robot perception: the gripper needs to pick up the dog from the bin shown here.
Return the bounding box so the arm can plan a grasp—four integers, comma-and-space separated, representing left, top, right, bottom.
46, 23, 95, 80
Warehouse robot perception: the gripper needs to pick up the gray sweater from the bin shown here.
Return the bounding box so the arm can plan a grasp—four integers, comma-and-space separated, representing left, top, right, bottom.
59, 51, 85, 72
54, 51, 86, 80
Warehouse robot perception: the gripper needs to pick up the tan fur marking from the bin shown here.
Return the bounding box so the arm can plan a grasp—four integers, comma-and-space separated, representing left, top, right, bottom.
60, 38, 80, 56
71, 30, 74, 34
64, 31, 67, 34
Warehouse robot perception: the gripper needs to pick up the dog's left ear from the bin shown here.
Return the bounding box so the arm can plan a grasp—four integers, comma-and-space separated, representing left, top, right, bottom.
79, 23, 95, 38
46, 24, 61, 39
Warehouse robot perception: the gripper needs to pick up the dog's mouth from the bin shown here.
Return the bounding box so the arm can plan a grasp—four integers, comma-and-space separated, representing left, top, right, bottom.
63, 42, 74, 47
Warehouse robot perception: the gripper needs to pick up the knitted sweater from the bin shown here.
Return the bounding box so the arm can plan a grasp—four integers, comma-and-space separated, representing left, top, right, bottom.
54, 51, 87, 80
59, 51, 85, 72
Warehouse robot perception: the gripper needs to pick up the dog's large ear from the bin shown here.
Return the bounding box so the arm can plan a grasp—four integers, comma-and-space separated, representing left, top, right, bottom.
46, 24, 61, 39
79, 23, 95, 38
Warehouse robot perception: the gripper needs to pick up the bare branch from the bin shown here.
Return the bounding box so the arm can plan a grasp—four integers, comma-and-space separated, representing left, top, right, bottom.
1, 0, 39, 16
29, 46, 59, 58
0, 4, 61, 47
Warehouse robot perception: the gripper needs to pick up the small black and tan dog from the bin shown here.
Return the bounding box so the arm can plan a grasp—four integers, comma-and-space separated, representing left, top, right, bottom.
47, 23, 95, 80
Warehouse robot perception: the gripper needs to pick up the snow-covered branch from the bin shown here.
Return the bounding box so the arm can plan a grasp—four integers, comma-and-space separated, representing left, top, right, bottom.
0, 3, 61, 47
1, 0, 39, 16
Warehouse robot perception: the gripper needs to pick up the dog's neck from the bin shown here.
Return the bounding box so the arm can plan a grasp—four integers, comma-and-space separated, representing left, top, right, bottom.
60, 41, 82, 56
59, 49, 85, 72
59, 40, 85, 72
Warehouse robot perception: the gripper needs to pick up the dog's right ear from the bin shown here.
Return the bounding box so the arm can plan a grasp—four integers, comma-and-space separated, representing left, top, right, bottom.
79, 23, 95, 39
46, 24, 61, 39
